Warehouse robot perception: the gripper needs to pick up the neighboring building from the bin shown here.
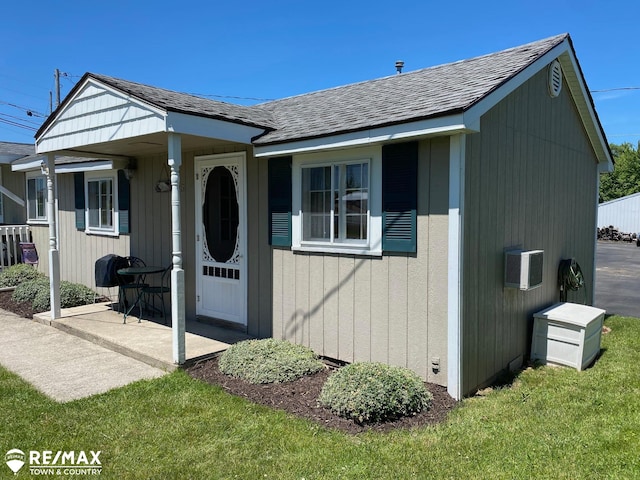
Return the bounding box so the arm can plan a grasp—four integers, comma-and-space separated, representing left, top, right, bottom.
598, 192, 640, 234
17, 33, 612, 398
0, 141, 31, 225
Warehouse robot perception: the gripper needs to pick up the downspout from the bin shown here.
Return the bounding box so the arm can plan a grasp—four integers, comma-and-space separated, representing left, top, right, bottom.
447, 134, 465, 400
168, 133, 186, 364
45, 153, 61, 319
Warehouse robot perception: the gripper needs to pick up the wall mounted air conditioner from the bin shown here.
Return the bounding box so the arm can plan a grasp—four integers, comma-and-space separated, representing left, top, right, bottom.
504, 249, 544, 291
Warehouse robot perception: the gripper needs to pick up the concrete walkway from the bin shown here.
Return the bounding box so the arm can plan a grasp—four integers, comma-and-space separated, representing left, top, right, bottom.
0, 310, 166, 402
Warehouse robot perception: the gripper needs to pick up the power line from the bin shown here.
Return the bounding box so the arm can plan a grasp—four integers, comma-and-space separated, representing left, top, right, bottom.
0, 117, 37, 131
591, 87, 640, 93
0, 100, 47, 118
0, 112, 40, 126
188, 92, 275, 102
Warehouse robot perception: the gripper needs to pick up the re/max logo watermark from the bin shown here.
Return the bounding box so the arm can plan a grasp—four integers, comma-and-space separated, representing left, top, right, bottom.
5, 449, 102, 475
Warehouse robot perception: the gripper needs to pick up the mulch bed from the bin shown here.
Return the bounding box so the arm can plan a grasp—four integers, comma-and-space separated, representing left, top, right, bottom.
0, 289, 36, 318
187, 357, 458, 434
0, 288, 458, 433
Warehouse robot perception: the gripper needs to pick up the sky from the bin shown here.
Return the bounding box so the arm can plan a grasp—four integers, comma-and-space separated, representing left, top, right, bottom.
1, 0, 639, 149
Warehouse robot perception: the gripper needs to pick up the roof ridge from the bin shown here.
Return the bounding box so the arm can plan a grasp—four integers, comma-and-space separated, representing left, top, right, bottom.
258, 33, 569, 108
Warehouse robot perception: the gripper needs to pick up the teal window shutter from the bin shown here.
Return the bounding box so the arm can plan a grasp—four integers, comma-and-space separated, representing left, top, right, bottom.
117, 170, 130, 234
268, 156, 292, 246
382, 142, 418, 253
73, 172, 85, 230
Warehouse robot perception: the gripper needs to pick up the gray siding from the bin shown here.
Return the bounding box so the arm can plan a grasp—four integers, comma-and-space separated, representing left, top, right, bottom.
272, 137, 450, 384
462, 66, 599, 394
33, 174, 131, 295
31, 142, 272, 338
1, 165, 26, 224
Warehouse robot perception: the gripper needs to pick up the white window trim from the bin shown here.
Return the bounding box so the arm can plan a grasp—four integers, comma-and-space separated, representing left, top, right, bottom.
26, 171, 48, 224
292, 146, 382, 256
85, 170, 119, 236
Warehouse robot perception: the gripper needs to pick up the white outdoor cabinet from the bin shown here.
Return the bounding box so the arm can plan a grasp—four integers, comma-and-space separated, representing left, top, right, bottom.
531, 303, 606, 371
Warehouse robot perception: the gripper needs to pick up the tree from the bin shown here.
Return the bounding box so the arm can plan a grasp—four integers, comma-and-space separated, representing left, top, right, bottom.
599, 142, 640, 203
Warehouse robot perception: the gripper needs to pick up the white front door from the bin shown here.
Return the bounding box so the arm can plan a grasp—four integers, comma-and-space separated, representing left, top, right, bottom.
195, 152, 247, 325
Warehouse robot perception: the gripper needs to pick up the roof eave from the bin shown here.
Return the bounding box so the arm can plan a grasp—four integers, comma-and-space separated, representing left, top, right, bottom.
253, 111, 475, 157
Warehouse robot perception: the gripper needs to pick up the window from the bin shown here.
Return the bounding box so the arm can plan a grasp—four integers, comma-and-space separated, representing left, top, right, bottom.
270, 142, 417, 254
85, 171, 118, 234
302, 162, 369, 243
292, 147, 382, 256
26, 173, 47, 222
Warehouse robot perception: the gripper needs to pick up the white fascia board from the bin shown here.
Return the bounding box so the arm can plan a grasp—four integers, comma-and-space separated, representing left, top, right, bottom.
559, 52, 613, 171
253, 114, 476, 157
55, 159, 128, 173
464, 40, 571, 129
166, 111, 264, 145
11, 158, 44, 172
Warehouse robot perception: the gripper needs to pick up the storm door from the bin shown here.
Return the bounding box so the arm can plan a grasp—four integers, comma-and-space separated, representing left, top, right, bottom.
195, 153, 247, 325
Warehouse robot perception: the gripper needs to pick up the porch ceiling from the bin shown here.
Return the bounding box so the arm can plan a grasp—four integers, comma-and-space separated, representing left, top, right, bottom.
52, 132, 239, 158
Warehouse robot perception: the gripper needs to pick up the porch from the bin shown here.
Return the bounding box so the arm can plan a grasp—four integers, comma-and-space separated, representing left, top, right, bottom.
33, 302, 253, 371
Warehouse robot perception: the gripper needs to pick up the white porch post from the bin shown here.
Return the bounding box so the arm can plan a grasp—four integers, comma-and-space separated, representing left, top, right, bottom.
168, 133, 186, 364
45, 153, 61, 319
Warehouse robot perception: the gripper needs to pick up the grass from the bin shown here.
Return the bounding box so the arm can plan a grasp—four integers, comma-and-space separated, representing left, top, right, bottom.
1, 316, 639, 479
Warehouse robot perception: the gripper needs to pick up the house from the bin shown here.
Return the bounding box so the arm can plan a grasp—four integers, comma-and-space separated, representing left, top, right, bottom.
0, 142, 41, 265
598, 192, 640, 235
0, 142, 31, 225
17, 33, 612, 399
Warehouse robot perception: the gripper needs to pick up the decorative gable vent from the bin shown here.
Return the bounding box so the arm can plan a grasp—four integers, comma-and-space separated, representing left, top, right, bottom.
548, 60, 562, 98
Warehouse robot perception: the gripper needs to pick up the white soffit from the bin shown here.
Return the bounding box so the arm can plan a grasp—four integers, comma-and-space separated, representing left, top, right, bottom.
253, 114, 476, 157
37, 78, 167, 154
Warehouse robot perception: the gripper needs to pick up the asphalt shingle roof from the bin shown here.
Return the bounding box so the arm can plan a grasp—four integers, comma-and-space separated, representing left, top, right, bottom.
253, 34, 568, 145
0, 141, 34, 157
89, 74, 277, 131
39, 34, 568, 147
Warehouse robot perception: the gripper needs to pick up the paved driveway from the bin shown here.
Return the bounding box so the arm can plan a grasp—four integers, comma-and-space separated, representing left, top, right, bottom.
594, 241, 640, 318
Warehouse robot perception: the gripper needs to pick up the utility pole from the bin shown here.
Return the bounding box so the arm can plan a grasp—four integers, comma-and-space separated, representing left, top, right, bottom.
54, 68, 61, 108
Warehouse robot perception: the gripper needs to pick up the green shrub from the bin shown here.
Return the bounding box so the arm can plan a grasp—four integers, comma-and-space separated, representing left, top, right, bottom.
31, 281, 97, 313
12, 277, 50, 304
318, 362, 432, 424
0, 264, 44, 287
218, 338, 325, 384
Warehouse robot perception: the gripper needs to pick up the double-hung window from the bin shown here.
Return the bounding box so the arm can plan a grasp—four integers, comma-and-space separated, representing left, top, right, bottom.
302, 162, 369, 243
85, 171, 117, 234
26, 172, 47, 223
293, 147, 382, 255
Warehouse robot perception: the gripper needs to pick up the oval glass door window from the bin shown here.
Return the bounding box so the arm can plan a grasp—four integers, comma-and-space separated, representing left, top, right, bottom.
203, 166, 239, 263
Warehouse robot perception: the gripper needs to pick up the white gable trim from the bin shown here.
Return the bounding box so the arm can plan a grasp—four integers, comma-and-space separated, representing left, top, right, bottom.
465, 38, 612, 170
37, 77, 264, 154
253, 114, 477, 157
37, 78, 167, 154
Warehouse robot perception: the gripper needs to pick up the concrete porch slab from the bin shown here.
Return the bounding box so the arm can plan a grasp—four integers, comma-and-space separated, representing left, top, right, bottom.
33, 303, 252, 371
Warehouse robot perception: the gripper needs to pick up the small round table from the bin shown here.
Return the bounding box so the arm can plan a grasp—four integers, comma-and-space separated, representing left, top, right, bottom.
116, 265, 164, 323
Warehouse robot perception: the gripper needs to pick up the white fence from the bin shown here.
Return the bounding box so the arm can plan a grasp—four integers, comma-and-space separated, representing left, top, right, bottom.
0, 225, 32, 269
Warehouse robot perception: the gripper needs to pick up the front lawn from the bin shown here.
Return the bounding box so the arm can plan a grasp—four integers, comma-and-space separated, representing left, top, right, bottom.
0, 316, 638, 479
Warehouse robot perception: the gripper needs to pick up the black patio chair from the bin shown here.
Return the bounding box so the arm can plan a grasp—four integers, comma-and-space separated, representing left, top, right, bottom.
117, 256, 148, 318
142, 265, 171, 324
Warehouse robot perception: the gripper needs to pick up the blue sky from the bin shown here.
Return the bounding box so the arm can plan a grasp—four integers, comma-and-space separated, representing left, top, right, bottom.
2, 0, 639, 148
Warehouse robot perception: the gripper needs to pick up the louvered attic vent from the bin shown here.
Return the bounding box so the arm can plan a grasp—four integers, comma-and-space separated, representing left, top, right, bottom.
548, 60, 562, 98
